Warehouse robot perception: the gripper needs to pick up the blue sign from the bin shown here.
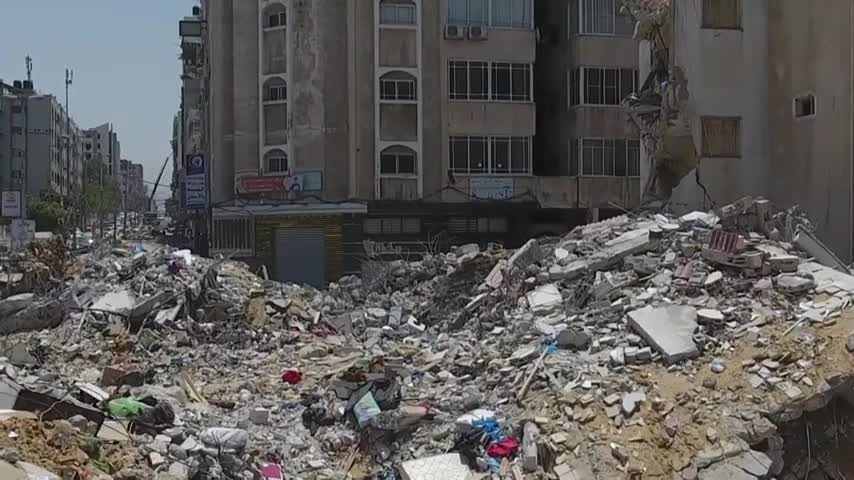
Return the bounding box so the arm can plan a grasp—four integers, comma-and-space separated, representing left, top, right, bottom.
185, 154, 207, 209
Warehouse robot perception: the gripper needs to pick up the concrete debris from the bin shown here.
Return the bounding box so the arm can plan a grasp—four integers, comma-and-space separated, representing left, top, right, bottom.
0, 198, 849, 479
627, 305, 699, 364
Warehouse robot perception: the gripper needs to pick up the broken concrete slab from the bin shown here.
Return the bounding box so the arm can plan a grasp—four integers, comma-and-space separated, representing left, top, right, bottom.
507, 239, 543, 270
795, 226, 850, 273
399, 454, 472, 480
627, 306, 699, 364
697, 461, 756, 480
527, 284, 563, 312
0, 300, 65, 335
90, 290, 136, 315
727, 450, 772, 478
0, 293, 34, 317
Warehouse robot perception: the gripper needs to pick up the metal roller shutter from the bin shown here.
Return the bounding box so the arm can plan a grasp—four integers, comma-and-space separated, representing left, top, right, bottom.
273, 228, 326, 287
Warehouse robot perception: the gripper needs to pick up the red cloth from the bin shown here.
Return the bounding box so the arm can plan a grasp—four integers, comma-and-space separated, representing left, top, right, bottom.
486, 437, 519, 458
281, 369, 303, 384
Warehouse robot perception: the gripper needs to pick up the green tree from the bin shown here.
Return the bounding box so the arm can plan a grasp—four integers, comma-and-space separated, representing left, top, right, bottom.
30, 192, 66, 232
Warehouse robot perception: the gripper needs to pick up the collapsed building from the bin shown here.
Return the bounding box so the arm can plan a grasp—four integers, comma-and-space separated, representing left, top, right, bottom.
624, 0, 854, 265
0, 197, 848, 479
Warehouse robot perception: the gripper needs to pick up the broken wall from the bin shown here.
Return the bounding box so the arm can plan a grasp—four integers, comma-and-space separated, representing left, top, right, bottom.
662, 0, 770, 212
766, 0, 854, 262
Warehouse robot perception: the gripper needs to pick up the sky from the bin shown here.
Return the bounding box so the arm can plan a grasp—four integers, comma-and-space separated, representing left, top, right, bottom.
0, 0, 197, 201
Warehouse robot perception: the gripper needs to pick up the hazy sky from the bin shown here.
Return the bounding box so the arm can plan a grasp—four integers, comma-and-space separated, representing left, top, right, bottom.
0, 0, 197, 199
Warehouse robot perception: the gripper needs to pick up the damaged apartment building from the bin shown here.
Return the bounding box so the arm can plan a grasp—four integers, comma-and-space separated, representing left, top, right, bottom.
190, 0, 643, 286
625, 0, 854, 262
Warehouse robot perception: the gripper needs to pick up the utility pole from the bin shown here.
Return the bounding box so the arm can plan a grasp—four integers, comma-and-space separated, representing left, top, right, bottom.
110, 124, 117, 242
65, 68, 74, 246
22, 56, 32, 222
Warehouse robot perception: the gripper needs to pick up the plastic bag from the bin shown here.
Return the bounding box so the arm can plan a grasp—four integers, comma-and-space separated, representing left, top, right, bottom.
107, 397, 147, 418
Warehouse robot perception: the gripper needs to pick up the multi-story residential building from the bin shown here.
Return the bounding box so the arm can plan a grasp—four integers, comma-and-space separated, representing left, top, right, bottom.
85, 123, 120, 180
119, 160, 145, 213
536, 0, 641, 208
631, 0, 854, 260
0, 82, 83, 203
198, 0, 640, 286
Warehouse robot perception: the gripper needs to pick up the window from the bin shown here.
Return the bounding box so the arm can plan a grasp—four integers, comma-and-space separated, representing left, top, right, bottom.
572, 67, 638, 106
449, 217, 508, 233
491, 63, 531, 101
380, 1, 416, 25
450, 61, 532, 101
701, 117, 741, 158
364, 217, 421, 235
795, 94, 815, 118
264, 149, 288, 173
448, 0, 488, 26
449, 0, 531, 28
11, 105, 22, 114
265, 5, 287, 29
263, 77, 287, 102
380, 72, 417, 101
576, 0, 635, 35
491, 0, 531, 29
380, 146, 417, 174
449, 61, 488, 100
702, 0, 741, 29
212, 218, 253, 253
577, 139, 640, 177
450, 136, 531, 174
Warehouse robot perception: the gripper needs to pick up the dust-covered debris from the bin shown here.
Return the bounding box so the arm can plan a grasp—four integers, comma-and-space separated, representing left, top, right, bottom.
1, 197, 854, 478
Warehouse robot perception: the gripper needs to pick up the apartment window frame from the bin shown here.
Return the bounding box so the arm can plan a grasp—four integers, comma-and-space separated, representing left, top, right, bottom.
379, 72, 418, 102
379, 145, 417, 175
570, 66, 638, 107
701, 116, 741, 158
574, 0, 635, 36
263, 77, 287, 103
448, 217, 509, 233
575, 138, 641, 177
264, 149, 289, 174
364, 217, 422, 235
794, 93, 816, 119
448, 0, 532, 29
264, 6, 287, 30
449, 135, 532, 175
380, 0, 417, 26
449, 60, 533, 102
702, 0, 742, 30
211, 218, 254, 255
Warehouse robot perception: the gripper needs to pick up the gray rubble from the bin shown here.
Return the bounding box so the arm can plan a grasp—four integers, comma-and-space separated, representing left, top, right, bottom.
1, 197, 854, 479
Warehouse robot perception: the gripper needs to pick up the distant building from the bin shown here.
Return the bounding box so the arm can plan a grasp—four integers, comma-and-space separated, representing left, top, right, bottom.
0, 82, 83, 201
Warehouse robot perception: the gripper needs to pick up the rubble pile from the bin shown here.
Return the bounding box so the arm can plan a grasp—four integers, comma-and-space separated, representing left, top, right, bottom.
2, 197, 854, 479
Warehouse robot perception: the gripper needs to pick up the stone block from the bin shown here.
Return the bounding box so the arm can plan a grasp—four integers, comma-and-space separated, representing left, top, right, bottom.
627, 306, 698, 364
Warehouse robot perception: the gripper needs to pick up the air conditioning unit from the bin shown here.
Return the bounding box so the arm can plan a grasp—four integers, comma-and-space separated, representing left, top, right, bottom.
468, 25, 488, 40
444, 24, 465, 40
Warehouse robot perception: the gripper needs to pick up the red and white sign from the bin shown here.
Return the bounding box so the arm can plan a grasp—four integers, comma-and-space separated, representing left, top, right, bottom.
236, 172, 322, 194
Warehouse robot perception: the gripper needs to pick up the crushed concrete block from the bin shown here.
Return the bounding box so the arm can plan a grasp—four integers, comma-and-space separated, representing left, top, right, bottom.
775, 274, 815, 294
728, 450, 772, 478
627, 306, 699, 364
0, 294, 33, 317
507, 239, 543, 270
399, 453, 472, 480
549, 260, 588, 281
697, 461, 755, 480
556, 328, 591, 349
794, 226, 850, 273
527, 284, 562, 312
522, 422, 540, 472
697, 309, 724, 324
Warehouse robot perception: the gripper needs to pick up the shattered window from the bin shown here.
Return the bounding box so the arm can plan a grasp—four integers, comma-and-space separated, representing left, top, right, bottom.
701, 116, 741, 158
